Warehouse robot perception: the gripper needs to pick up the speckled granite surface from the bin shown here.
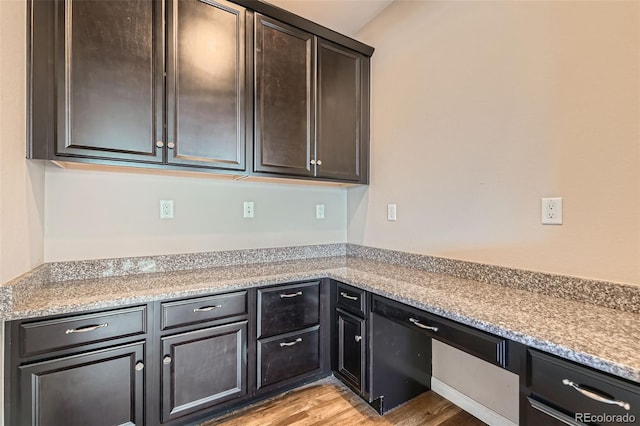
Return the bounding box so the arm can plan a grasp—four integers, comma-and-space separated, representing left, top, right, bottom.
347, 244, 640, 314
48, 244, 346, 282
3, 246, 640, 386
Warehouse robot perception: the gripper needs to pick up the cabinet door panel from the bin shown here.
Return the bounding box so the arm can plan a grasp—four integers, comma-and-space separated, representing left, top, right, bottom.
161, 321, 247, 422
254, 14, 314, 176
19, 342, 145, 426
316, 40, 362, 181
336, 309, 365, 394
55, 0, 163, 162
167, 0, 247, 170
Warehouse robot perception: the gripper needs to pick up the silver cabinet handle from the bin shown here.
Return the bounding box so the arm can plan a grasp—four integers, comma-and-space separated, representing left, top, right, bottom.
409, 318, 438, 332
280, 291, 302, 299
156, 141, 164, 148
340, 292, 358, 301
167, 142, 175, 149
135, 362, 144, 371
562, 379, 631, 410
355, 335, 362, 342
527, 397, 581, 426
280, 338, 303, 347
310, 159, 316, 165
65, 323, 109, 334
193, 305, 222, 312
163, 356, 172, 365
316, 160, 322, 166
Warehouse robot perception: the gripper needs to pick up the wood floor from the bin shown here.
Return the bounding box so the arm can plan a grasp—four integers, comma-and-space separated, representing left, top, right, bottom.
201, 378, 486, 426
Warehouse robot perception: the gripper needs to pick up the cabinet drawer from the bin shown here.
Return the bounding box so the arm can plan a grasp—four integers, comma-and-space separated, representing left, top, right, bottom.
371, 295, 507, 368
336, 281, 366, 317
528, 349, 640, 423
19, 306, 147, 357
257, 281, 320, 338
161, 291, 247, 330
257, 326, 320, 389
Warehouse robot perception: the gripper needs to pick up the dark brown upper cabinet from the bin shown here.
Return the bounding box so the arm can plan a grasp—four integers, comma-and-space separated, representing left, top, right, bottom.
253, 15, 369, 183
47, 0, 165, 163
166, 0, 249, 171
28, 0, 372, 183
316, 40, 369, 182
254, 14, 315, 177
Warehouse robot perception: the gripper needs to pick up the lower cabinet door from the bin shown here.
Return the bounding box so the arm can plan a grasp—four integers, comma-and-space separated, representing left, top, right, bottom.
161, 321, 247, 422
336, 309, 366, 394
19, 342, 145, 426
257, 326, 320, 390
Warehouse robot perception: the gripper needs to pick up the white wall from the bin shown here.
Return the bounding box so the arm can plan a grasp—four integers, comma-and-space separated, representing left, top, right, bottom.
352, 0, 639, 421
44, 165, 347, 261
0, 0, 45, 284
351, 0, 640, 286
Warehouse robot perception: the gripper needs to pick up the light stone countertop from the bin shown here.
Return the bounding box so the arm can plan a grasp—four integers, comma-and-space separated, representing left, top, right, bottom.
6, 256, 640, 384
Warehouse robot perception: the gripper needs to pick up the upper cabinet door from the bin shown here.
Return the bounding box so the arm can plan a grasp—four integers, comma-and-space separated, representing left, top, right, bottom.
254, 14, 314, 177
55, 0, 164, 162
316, 40, 366, 182
166, 0, 248, 171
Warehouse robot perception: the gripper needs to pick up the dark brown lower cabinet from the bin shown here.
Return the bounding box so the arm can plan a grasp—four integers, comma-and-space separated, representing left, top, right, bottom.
161, 321, 247, 422
335, 309, 366, 394
18, 341, 145, 426
257, 326, 320, 390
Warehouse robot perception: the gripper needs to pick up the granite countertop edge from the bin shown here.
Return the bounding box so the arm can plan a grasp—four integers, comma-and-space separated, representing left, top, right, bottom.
4, 259, 640, 385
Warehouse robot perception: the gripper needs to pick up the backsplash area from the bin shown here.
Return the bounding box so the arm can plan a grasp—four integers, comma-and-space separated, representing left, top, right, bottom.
2, 243, 638, 315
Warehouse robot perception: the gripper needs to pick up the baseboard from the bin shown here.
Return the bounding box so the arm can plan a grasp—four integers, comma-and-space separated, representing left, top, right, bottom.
430, 377, 518, 426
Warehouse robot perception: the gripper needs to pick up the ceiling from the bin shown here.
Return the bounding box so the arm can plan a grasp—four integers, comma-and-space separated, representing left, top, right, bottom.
266, 0, 394, 36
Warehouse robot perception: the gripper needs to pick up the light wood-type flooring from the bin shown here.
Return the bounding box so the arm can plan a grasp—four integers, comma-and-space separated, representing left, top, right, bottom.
201, 377, 486, 426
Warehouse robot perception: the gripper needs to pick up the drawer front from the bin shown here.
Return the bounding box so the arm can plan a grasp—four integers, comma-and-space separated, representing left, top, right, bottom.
336, 281, 366, 317
20, 306, 147, 357
258, 281, 319, 338
161, 291, 247, 330
257, 326, 320, 389
528, 349, 640, 423
371, 295, 507, 368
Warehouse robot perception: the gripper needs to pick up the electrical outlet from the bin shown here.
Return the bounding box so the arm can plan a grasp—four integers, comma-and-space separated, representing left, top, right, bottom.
243, 201, 254, 218
541, 197, 562, 225
316, 204, 325, 219
160, 200, 174, 219
387, 204, 397, 221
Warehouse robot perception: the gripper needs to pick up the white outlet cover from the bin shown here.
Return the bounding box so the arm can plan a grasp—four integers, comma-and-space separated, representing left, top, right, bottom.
160, 200, 174, 219
541, 197, 562, 225
316, 204, 325, 219
243, 201, 254, 218
387, 204, 397, 221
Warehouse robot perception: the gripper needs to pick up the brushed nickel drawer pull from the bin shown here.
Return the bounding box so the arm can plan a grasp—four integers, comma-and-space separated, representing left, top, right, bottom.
409, 318, 438, 332
193, 305, 222, 312
65, 323, 109, 334
280, 291, 303, 299
528, 397, 581, 426
135, 362, 144, 371
355, 335, 362, 342
279, 338, 303, 347
562, 379, 631, 411
340, 292, 358, 301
